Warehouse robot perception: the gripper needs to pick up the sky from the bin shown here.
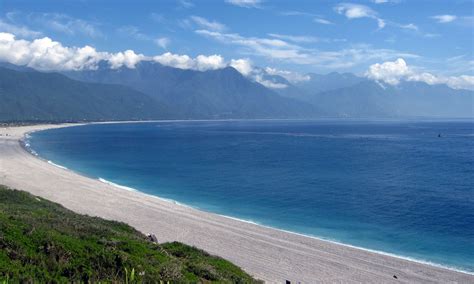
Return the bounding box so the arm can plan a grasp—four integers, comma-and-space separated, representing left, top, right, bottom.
0, 0, 473, 89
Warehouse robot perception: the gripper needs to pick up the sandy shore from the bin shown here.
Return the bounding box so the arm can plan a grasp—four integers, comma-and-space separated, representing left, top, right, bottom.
0, 123, 472, 283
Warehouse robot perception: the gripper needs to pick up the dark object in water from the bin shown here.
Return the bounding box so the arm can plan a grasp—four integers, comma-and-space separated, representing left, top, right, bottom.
286, 280, 291, 284
438, 133, 442, 138
393, 275, 398, 279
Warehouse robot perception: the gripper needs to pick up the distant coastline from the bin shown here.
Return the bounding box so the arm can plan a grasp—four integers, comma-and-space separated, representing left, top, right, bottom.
20, 121, 474, 274
1, 122, 473, 282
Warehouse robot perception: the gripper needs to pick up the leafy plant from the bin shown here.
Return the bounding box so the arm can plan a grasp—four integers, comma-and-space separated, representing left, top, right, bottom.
0, 185, 262, 283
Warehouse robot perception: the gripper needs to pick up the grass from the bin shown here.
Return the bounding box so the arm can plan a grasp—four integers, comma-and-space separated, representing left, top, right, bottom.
0, 185, 262, 283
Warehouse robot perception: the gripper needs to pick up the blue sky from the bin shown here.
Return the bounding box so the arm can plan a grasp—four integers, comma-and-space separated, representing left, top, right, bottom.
0, 0, 473, 88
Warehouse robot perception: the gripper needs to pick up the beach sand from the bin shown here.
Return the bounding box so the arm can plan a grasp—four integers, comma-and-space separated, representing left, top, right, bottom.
0, 123, 472, 283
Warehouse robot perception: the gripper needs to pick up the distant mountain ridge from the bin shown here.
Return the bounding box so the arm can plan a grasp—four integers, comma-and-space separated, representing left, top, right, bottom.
0, 60, 472, 122
0, 67, 169, 122
287, 72, 473, 118
65, 61, 317, 119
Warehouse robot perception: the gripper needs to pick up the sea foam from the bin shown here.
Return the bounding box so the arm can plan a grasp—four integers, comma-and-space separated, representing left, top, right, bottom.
98, 178, 138, 192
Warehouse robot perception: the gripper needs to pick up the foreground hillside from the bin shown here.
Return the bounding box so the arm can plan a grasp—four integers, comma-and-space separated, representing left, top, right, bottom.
0, 185, 261, 283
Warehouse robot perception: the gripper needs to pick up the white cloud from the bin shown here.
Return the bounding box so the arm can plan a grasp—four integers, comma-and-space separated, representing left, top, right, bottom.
254, 74, 288, 89
155, 37, 170, 49
366, 58, 474, 90
225, 0, 262, 8
153, 52, 194, 69
377, 18, 386, 29
442, 75, 474, 90
15, 12, 103, 38
229, 58, 253, 75
399, 23, 418, 31
178, 0, 194, 8
335, 3, 376, 19
334, 3, 385, 29
196, 29, 418, 69
431, 15, 457, 23
190, 16, 226, 31
366, 58, 411, 85
268, 33, 319, 43
0, 32, 109, 70
313, 18, 333, 25
195, 54, 226, 70
108, 50, 145, 69
153, 52, 226, 71
0, 32, 258, 73
195, 29, 305, 62
264, 67, 310, 83
228, 59, 309, 86
424, 33, 441, 38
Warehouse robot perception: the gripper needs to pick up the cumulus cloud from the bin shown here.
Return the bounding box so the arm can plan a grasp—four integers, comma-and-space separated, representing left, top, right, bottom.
366, 58, 474, 90
366, 58, 410, 84
334, 3, 385, 29
431, 15, 457, 23
153, 53, 226, 71
152, 52, 194, 69
225, 0, 262, 8
190, 16, 226, 31
0, 32, 232, 72
0, 32, 106, 71
108, 50, 145, 69
229, 58, 253, 75
195, 54, 226, 70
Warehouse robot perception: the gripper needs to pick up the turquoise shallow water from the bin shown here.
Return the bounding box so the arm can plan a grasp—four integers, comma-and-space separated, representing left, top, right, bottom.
28, 120, 474, 272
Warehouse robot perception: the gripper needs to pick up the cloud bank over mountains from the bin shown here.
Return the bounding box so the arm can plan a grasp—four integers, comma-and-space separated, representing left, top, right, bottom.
0, 32, 229, 71
0, 32, 472, 90
366, 58, 474, 90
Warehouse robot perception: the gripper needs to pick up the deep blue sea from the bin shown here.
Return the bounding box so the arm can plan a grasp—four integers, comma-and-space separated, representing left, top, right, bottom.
28, 120, 474, 272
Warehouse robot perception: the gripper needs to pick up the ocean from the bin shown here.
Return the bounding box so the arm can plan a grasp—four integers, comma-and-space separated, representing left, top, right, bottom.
27, 120, 474, 272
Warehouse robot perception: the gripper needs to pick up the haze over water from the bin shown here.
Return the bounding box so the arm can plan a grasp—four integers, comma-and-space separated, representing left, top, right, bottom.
29, 120, 474, 272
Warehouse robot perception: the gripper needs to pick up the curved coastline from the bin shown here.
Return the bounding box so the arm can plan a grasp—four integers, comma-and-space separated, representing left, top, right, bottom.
2, 122, 473, 283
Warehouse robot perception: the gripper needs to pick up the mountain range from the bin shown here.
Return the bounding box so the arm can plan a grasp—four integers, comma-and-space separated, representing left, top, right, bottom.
0, 61, 472, 122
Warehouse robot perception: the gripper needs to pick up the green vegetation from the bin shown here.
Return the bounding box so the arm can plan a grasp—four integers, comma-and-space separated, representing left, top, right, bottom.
0, 185, 261, 283
0, 67, 170, 122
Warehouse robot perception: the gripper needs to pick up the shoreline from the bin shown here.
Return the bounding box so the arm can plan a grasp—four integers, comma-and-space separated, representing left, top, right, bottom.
1, 122, 473, 283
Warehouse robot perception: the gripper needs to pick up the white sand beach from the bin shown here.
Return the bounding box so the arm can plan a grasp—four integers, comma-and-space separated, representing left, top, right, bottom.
0, 123, 472, 283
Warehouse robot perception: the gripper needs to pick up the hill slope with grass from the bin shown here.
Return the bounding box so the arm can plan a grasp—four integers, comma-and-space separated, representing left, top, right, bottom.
0, 185, 261, 283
